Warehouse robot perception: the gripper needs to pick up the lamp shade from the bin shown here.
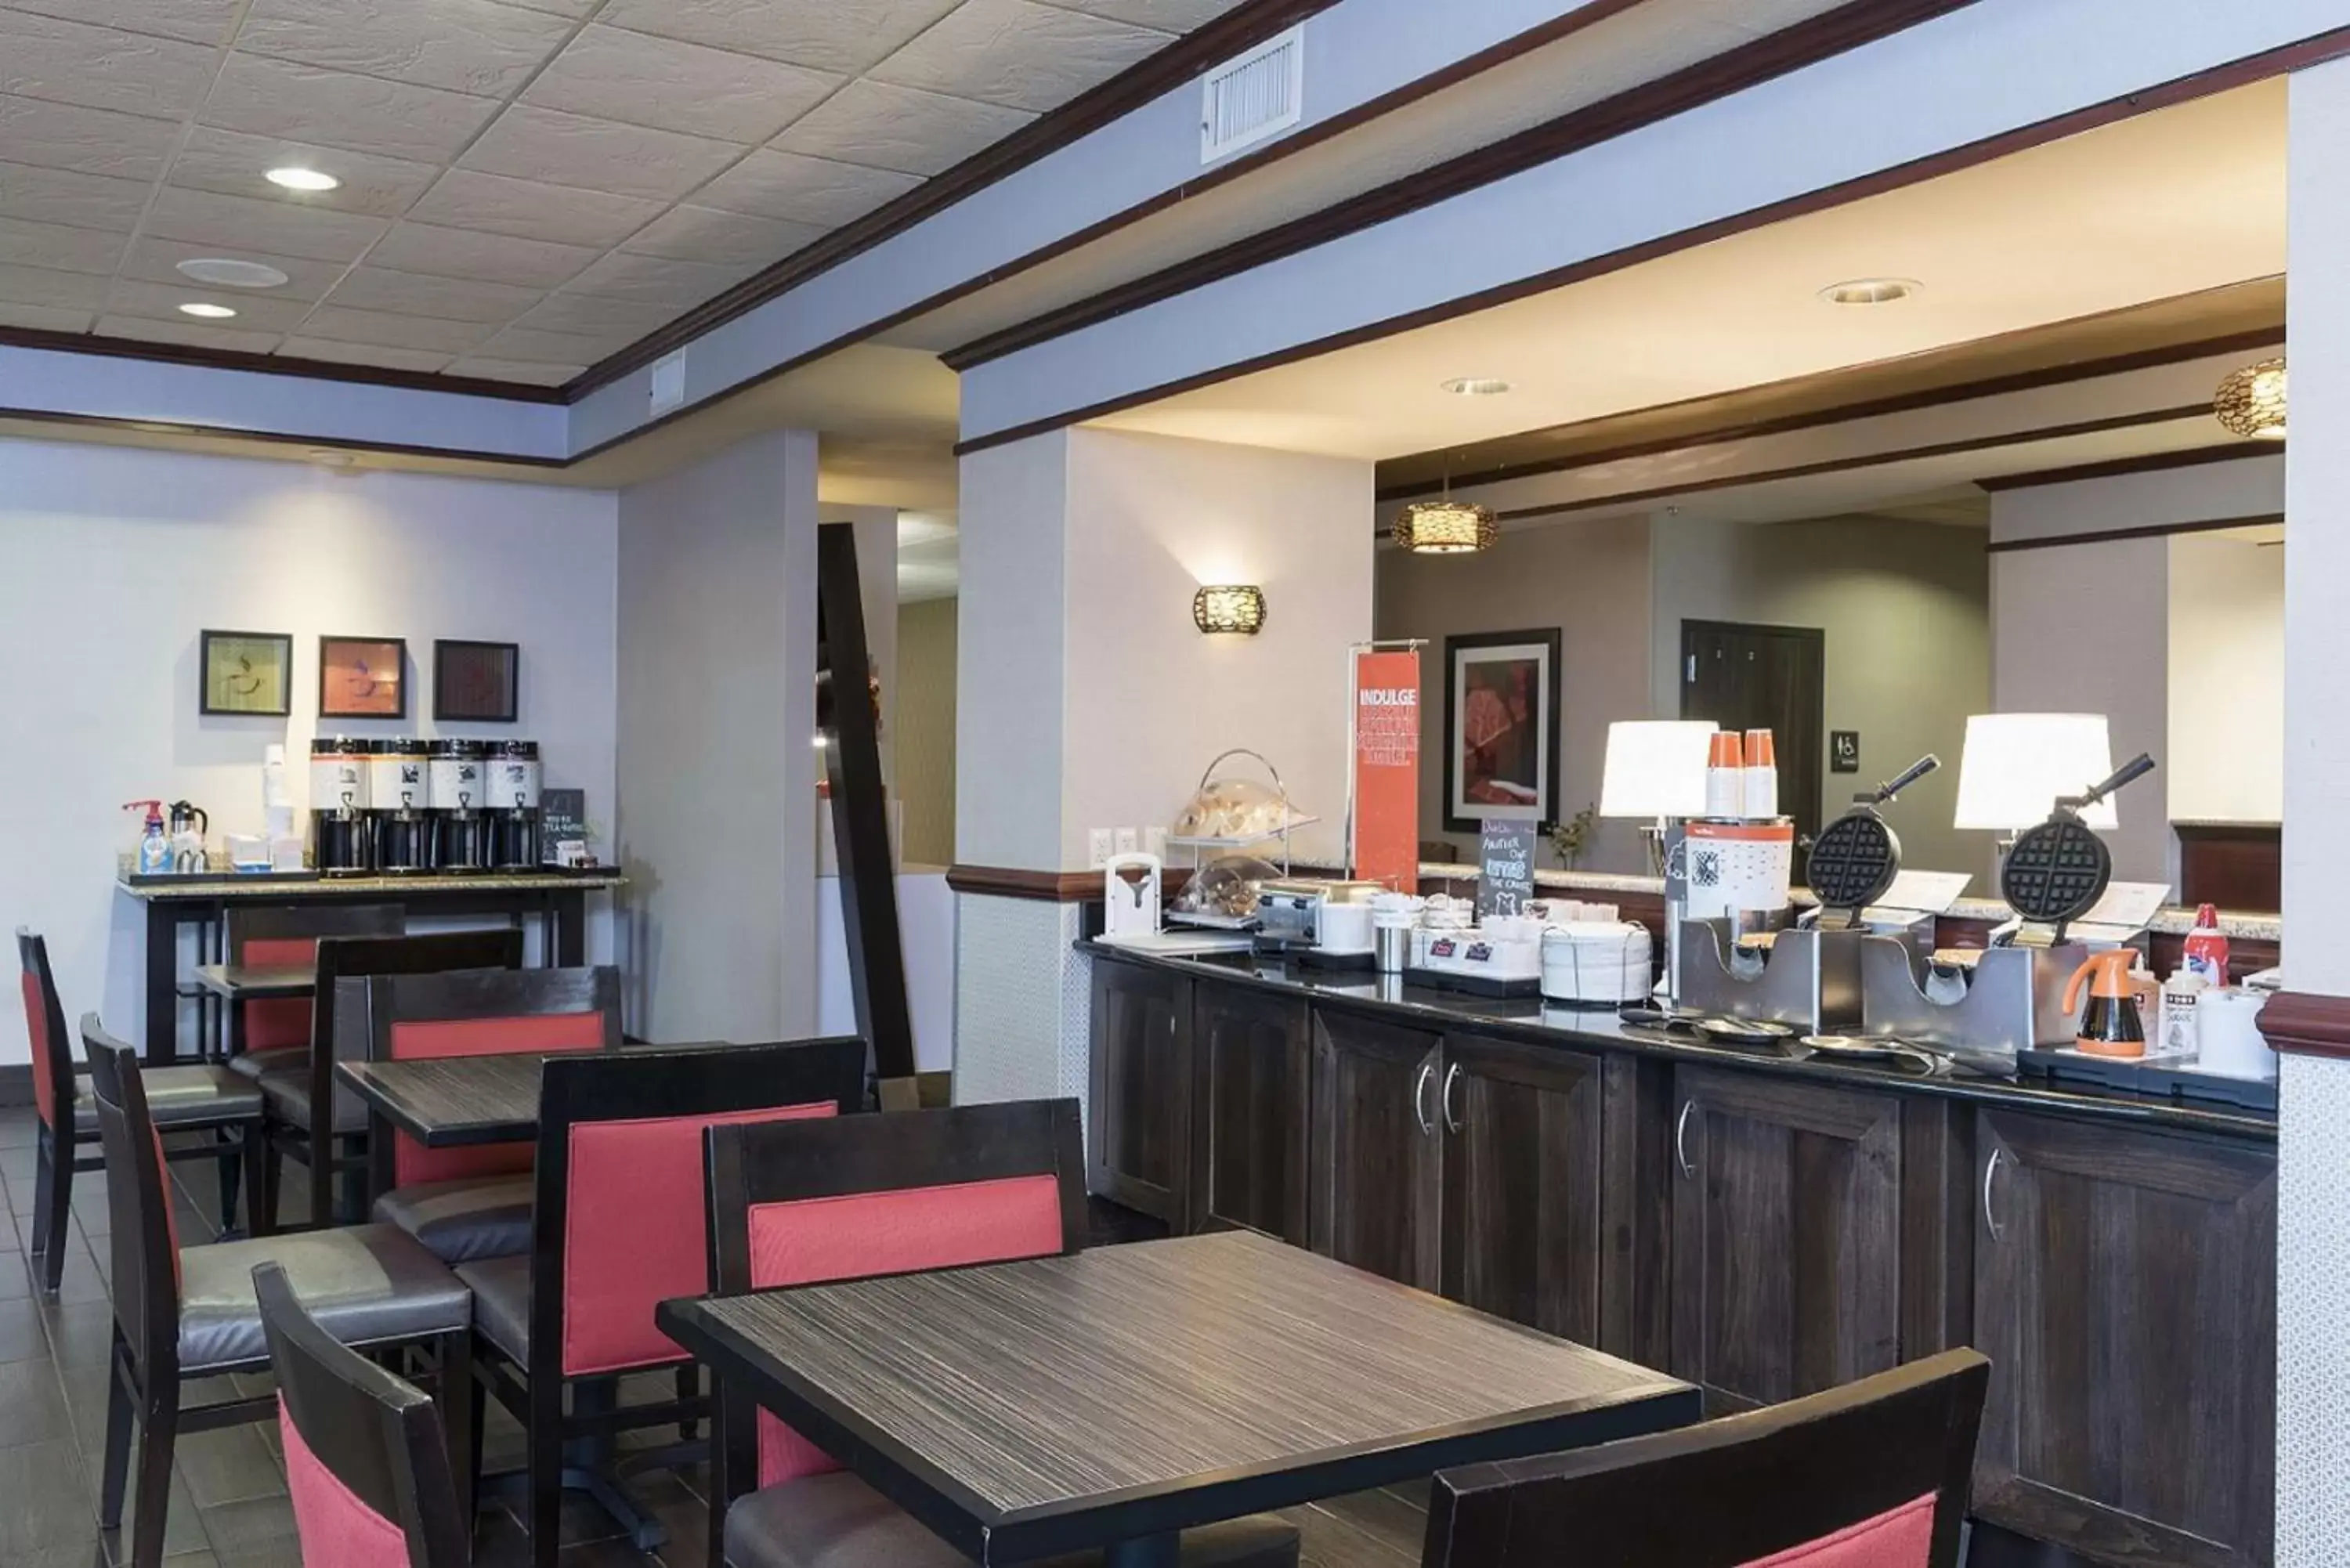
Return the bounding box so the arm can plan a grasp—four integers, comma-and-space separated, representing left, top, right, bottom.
1598, 721, 1714, 818
2213, 357, 2287, 440
1953, 714, 2119, 829
1391, 499, 1498, 555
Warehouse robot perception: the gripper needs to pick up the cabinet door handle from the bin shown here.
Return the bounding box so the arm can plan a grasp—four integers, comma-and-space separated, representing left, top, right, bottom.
1413, 1063, 1436, 1137
1982, 1147, 2006, 1242
1675, 1100, 1695, 1178
1441, 1063, 1464, 1135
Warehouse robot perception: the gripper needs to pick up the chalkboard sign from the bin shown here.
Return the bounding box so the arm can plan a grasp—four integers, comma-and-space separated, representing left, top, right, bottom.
540, 787, 588, 865
1477, 820, 1538, 920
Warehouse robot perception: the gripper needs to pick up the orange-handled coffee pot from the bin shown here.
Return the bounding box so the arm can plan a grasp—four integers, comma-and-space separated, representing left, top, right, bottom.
2063, 948, 2146, 1057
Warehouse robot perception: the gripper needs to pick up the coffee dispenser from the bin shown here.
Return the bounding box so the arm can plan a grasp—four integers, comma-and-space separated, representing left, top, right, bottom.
309, 736, 373, 874
488, 739, 542, 870
370, 739, 433, 874
428, 739, 492, 873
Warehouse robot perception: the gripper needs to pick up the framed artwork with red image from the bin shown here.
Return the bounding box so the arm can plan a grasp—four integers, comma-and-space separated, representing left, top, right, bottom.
319, 635, 406, 720
1443, 629, 1561, 834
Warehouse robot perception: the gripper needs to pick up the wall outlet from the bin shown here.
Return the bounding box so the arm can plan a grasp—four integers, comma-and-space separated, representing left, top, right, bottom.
1088, 828, 1114, 869
1114, 826, 1140, 856
1144, 826, 1169, 861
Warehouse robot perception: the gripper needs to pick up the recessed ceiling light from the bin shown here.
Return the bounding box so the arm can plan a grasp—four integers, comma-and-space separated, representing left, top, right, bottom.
1441, 377, 1513, 396
266, 166, 339, 192
306, 449, 356, 468
176, 257, 289, 289
1818, 277, 1921, 306
178, 302, 238, 319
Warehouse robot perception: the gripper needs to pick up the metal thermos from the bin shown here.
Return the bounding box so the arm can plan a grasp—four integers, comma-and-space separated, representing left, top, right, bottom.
309, 736, 373, 874
488, 740, 542, 870
428, 739, 491, 873
1375, 924, 1412, 974
370, 739, 433, 874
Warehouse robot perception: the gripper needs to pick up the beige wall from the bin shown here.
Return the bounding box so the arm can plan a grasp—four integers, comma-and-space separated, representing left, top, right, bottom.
2167, 530, 2283, 825
896, 596, 958, 868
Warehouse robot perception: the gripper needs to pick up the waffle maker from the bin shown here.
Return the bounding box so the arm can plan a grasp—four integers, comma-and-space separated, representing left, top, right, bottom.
1999, 753, 2156, 944
1804, 754, 1941, 927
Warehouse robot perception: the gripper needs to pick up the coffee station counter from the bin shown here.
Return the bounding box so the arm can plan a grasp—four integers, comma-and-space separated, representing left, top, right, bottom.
116, 869, 624, 901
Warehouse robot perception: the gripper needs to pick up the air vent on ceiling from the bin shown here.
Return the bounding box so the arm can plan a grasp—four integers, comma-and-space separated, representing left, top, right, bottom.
1200, 24, 1303, 164
649, 348, 688, 416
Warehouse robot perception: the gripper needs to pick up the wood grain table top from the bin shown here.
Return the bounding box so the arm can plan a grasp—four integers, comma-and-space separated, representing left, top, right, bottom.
190, 963, 316, 999
656, 1230, 1697, 1563
336, 1041, 713, 1147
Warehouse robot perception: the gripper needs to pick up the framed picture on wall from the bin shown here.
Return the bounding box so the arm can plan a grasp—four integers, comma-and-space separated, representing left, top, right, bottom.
319, 635, 407, 720
432, 639, 519, 723
1443, 629, 1563, 834
199, 629, 292, 717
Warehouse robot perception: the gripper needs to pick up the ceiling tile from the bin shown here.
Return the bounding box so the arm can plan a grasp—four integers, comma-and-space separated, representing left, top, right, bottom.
511, 289, 678, 338
297, 304, 498, 355
0, 10, 216, 122
562, 249, 754, 308
696, 149, 921, 228
620, 204, 826, 266
0, 299, 92, 331
234, 0, 577, 99
324, 265, 543, 322
472, 321, 632, 364
203, 56, 504, 164
0, 215, 128, 273
445, 354, 580, 385
103, 276, 315, 331
117, 236, 349, 301
0, 0, 241, 47
0, 160, 151, 231
595, 0, 963, 76
166, 127, 440, 219
522, 26, 841, 145
868, 0, 1166, 112
144, 186, 391, 263
772, 78, 1036, 176
1032, 0, 1240, 27
405, 169, 667, 248
0, 93, 179, 180
0, 260, 108, 309
365, 221, 597, 287
96, 313, 285, 352
461, 104, 746, 202
278, 335, 456, 372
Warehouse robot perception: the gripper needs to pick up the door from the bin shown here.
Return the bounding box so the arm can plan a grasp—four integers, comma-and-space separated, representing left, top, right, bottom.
1441, 1033, 1606, 1342
1680, 620, 1826, 853
1973, 1111, 2276, 1568
1191, 981, 1311, 1243
1668, 1066, 1902, 1414
1309, 1009, 1442, 1291
1087, 960, 1192, 1227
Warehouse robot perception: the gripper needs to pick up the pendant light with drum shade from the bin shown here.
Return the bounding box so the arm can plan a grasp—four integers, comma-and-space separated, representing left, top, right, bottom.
1392, 454, 1498, 555
2214, 357, 2287, 439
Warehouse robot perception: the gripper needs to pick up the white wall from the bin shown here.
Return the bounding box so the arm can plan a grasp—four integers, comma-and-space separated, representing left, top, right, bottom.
2168, 531, 2285, 823
616, 429, 819, 1044
0, 437, 619, 1066
956, 436, 1071, 871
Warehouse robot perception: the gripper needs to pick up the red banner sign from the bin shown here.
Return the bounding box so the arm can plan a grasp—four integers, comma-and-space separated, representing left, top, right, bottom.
1352, 649, 1421, 894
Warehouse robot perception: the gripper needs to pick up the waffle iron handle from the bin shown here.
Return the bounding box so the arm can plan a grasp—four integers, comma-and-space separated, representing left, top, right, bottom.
2067, 752, 2156, 811
1867, 753, 1941, 806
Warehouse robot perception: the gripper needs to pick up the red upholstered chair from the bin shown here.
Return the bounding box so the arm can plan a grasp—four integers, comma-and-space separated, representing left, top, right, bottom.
81, 1021, 474, 1568
701, 1100, 1301, 1568
255, 1261, 470, 1568
1418, 1349, 1990, 1568
16, 930, 267, 1292
255, 928, 523, 1232
454, 1039, 870, 1568
220, 904, 403, 1079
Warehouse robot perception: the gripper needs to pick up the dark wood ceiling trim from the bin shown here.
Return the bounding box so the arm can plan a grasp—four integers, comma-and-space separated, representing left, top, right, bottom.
942, 0, 1983, 372
2252, 991, 2348, 1060
1975, 440, 2270, 490
563, 0, 1354, 399
956, 23, 2350, 459
1473, 405, 2211, 527
0, 323, 567, 403
1372, 322, 2283, 502
0, 405, 569, 468
1982, 511, 2283, 553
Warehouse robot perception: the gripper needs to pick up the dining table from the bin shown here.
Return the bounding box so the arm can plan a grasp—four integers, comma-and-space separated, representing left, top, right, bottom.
336, 1040, 718, 1149
191, 961, 316, 1060
656, 1228, 1700, 1566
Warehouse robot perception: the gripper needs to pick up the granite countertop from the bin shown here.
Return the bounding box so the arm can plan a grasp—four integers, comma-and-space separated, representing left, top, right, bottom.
118, 871, 625, 899
1085, 940, 2276, 1142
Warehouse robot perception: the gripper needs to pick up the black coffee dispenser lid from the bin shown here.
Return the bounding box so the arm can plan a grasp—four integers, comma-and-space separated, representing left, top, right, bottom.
492, 739, 539, 759
313, 735, 369, 757
370, 737, 428, 756
428, 739, 486, 759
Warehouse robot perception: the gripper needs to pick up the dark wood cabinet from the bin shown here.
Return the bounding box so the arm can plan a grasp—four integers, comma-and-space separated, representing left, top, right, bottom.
1309, 1009, 1443, 1292
1087, 960, 1192, 1227
1440, 1032, 1607, 1345
1972, 1111, 2276, 1568
1668, 1065, 1904, 1414
1190, 984, 1311, 1244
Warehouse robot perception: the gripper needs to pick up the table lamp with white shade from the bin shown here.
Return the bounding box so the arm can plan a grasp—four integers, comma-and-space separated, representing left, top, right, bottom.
1600, 721, 1715, 873
1954, 714, 2120, 836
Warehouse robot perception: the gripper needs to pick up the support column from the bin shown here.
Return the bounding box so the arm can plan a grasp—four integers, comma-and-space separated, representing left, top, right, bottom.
951, 428, 1373, 1109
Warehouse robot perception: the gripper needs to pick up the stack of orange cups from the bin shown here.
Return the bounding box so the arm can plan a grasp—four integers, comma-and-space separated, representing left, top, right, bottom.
1705, 730, 1744, 817
1744, 729, 1778, 819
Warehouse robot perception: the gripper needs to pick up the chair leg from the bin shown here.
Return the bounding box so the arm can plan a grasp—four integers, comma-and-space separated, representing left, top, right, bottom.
39, 1127, 74, 1294
28, 1124, 56, 1259
675, 1364, 699, 1441
215, 1129, 242, 1239
126, 1388, 179, 1568
439, 1330, 476, 1526
240, 1120, 269, 1238
529, 1372, 566, 1568
99, 1341, 136, 1529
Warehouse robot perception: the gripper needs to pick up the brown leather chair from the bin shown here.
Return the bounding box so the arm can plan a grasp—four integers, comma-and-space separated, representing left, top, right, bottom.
1419, 1349, 1990, 1568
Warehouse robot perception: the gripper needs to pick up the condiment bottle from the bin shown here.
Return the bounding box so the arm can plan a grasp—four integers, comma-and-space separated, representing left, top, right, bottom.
1705, 730, 1744, 818
1744, 728, 1778, 819
2182, 903, 2231, 987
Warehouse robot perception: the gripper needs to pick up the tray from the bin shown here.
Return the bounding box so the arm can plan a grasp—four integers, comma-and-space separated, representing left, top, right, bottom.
2018, 1045, 2277, 1111
1405, 965, 1539, 999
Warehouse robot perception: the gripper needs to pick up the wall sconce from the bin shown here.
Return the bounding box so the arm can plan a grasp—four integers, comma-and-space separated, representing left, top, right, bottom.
1193, 584, 1266, 635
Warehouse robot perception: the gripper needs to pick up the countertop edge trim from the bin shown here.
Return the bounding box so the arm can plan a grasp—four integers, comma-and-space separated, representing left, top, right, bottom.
2257, 991, 2350, 1060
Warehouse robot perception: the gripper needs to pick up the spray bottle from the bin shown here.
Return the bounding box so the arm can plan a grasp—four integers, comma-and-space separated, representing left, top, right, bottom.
123, 800, 169, 875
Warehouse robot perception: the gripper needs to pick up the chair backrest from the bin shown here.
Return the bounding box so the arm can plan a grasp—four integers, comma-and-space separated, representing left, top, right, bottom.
226, 905, 404, 1056
15, 929, 72, 1135
255, 1262, 468, 1568
703, 1098, 1086, 1505
1420, 1349, 1990, 1568
533, 1039, 869, 1382
80, 1018, 183, 1382
361, 966, 620, 1190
